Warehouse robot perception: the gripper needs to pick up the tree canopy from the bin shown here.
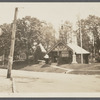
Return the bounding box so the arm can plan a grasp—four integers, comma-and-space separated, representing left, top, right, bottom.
0, 14, 100, 63
0, 16, 56, 62
76, 15, 100, 54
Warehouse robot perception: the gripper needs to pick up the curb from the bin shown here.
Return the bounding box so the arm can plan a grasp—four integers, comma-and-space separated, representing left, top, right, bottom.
11, 77, 16, 93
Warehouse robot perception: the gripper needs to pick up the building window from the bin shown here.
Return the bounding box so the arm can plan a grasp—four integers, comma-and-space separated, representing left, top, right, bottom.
61, 51, 69, 57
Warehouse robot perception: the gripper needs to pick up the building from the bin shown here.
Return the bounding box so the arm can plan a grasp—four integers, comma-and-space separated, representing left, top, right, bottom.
48, 40, 90, 64
47, 25, 90, 64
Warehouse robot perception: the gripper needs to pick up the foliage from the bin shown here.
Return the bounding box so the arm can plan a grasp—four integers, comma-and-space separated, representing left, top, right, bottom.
95, 54, 100, 62
1, 14, 100, 63
76, 19, 91, 51
0, 23, 11, 58
0, 16, 56, 62
15, 16, 43, 60
15, 16, 56, 60
40, 23, 56, 51
76, 15, 100, 54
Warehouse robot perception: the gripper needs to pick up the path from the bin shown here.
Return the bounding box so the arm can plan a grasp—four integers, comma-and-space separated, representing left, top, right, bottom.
51, 64, 100, 73
51, 65, 73, 73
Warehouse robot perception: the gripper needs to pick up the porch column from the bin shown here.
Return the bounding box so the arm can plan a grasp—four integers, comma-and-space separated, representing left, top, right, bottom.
72, 51, 77, 64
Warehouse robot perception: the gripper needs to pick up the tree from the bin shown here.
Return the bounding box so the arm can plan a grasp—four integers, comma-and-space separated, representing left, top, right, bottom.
76, 15, 100, 62
0, 23, 12, 63
85, 15, 100, 54
15, 16, 43, 61
76, 19, 91, 51
40, 23, 56, 51
0, 16, 57, 64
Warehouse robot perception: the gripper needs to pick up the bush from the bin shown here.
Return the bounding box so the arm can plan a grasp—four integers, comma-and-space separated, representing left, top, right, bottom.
95, 55, 100, 62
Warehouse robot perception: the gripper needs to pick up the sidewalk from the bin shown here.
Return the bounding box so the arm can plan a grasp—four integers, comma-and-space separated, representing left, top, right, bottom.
0, 77, 12, 93
0, 69, 12, 93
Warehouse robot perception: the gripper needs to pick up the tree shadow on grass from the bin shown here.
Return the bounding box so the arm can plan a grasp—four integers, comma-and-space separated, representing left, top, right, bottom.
12, 60, 35, 70
41, 64, 51, 68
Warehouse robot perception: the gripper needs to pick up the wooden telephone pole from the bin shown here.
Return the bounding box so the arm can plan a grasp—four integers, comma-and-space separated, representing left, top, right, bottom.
79, 17, 83, 64
7, 8, 18, 78
77, 13, 83, 64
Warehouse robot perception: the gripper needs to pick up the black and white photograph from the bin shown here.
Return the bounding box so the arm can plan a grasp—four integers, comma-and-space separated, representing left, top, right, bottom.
0, 2, 100, 97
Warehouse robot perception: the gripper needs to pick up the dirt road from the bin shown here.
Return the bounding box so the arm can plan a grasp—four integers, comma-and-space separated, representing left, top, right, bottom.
11, 70, 100, 93
0, 69, 100, 94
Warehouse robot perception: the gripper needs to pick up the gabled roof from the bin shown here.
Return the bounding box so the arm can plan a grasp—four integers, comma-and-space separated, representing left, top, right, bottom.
67, 43, 90, 54
48, 40, 90, 54
47, 40, 68, 53
39, 43, 46, 53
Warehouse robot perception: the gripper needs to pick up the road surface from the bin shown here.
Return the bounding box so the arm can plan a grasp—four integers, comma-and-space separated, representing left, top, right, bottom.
0, 69, 100, 95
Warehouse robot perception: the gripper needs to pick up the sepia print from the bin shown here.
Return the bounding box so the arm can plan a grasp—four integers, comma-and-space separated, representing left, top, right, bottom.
0, 2, 100, 97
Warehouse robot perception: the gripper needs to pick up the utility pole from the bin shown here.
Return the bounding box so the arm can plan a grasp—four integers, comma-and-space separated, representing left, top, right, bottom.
7, 8, 18, 78
92, 34, 95, 62
79, 17, 83, 64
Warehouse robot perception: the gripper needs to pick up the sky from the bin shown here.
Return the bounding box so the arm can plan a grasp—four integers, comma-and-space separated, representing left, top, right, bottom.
0, 3, 100, 38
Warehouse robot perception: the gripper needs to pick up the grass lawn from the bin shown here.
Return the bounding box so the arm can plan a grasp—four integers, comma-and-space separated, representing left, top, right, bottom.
13, 63, 65, 73
59, 63, 100, 70
0, 61, 65, 73
0, 61, 100, 75
69, 70, 100, 75
58, 63, 100, 75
